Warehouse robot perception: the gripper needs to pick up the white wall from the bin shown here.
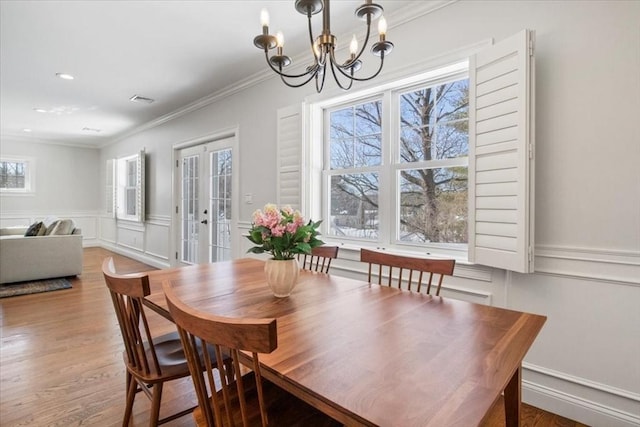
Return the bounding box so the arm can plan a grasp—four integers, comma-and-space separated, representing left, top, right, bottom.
0, 138, 100, 242
2, 1, 639, 425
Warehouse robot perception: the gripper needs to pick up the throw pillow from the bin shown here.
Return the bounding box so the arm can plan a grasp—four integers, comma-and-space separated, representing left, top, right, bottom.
36, 223, 47, 236
42, 215, 59, 229
24, 221, 44, 236
48, 219, 75, 235
44, 220, 60, 235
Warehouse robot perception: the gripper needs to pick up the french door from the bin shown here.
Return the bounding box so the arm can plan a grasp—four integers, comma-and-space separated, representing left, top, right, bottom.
178, 137, 234, 265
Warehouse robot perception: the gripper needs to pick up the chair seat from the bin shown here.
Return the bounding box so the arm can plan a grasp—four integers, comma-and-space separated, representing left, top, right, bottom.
120, 332, 190, 383
153, 331, 190, 366
124, 331, 229, 383
193, 372, 342, 427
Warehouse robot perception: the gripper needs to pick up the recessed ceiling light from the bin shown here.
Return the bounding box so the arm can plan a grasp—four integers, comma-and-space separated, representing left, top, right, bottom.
82, 127, 102, 133
129, 94, 155, 104
56, 73, 75, 80
23, 128, 32, 132
33, 108, 48, 113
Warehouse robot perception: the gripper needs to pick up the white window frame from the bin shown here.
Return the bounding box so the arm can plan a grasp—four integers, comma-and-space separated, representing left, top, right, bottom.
315, 64, 471, 259
115, 151, 145, 223
0, 157, 35, 194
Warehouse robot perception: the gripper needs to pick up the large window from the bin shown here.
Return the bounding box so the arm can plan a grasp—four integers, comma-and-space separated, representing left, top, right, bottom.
302, 31, 534, 271
324, 74, 469, 251
0, 158, 33, 193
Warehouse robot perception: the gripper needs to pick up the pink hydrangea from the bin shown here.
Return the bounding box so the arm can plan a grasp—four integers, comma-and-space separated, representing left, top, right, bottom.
271, 224, 286, 237
247, 203, 322, 260
286, 222, 299, 234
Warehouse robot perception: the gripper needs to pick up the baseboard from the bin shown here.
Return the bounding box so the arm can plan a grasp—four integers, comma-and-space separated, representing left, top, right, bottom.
81, 237, 100, 248
99, 241, 170, 269
523, 364, 640, 427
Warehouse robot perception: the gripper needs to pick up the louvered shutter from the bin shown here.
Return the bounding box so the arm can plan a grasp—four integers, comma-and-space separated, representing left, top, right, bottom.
277, 104, 303, 210
468, 29, 535, 273
106, 158, 116, 218
135, 150, 145, 223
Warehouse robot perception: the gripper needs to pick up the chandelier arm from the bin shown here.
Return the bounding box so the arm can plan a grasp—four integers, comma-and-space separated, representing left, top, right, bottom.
348, 19, 373, 66
279, 68, 320, 88
330, 48, 386, 82
306, 13, 321, 63
315, 62, 328, 93
328, 57, 355, 91
263, 50, 318, 79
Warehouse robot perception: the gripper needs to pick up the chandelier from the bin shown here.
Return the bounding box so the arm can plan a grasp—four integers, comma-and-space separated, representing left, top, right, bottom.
253, 0, 394, 92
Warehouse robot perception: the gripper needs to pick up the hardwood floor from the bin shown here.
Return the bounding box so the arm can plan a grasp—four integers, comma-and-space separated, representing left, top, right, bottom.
0, 247, 588, 426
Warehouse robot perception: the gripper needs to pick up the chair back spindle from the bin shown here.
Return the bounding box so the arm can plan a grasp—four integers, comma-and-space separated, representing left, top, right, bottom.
164, 280, 277, 427
103, 257, 200, 426
164, 280, 342, 427
104, 258, 161, 376
299, 246, 339, 274
360, 248, 455, 296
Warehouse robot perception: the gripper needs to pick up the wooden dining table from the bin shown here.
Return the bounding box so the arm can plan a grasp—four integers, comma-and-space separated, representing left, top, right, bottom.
144, 258, 546, 427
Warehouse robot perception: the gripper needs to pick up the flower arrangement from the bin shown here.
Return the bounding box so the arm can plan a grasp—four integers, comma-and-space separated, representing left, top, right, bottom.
247, 204, 323, 260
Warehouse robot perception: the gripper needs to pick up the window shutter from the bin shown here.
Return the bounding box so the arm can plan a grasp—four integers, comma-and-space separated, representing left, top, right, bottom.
106, 158, 116, 218
468, 29, 535, 273
135, 150, 145, 223
277, 104, 303, 210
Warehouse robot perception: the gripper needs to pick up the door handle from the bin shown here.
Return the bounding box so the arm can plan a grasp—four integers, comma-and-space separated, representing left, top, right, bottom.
200, 219, 208, 225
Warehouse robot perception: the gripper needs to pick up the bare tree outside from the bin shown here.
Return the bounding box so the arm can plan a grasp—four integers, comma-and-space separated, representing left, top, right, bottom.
327, 78, 469, 243
329, 100, 382, 239
0, 161, 26, 189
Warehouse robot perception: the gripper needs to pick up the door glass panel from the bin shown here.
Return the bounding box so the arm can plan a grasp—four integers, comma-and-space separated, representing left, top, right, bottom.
181, 155, 199, 264
209, 148, 232, 262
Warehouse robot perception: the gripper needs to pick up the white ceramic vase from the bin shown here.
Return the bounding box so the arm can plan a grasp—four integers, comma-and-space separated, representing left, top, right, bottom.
264, 258, 300, 297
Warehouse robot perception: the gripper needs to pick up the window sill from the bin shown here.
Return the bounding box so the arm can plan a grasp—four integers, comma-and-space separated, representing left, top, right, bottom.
0, 190, 35, 196
321, 238, 468, 262
320, 239, 493, 283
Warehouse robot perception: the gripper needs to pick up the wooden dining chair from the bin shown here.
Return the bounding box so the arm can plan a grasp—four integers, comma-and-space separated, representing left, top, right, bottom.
360, 248, 455, 296
298, 245, 339, 273
163, 280, 342, 427
102, 257, 198, 426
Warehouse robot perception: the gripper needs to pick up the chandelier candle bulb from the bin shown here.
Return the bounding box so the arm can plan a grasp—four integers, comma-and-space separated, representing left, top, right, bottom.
378, 16, 387, 41
276, 31, 285, 55
350, 35, 358, 57
260, 9, 270, 34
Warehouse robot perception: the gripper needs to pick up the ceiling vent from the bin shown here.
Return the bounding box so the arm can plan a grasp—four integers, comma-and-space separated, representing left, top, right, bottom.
129, 94, 155, 104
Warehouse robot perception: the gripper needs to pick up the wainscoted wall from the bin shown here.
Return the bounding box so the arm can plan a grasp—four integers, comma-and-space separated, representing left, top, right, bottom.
98, 214, 172, 269
513, 251, 640, 427
0, 210, 100, 247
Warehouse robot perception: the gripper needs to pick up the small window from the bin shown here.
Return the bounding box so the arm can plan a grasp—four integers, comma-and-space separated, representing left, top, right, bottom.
115, 151, 145, 222
0, 158, 33, 193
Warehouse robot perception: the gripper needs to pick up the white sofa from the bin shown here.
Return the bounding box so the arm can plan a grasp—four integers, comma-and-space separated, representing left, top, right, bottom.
0, 226, 83, 284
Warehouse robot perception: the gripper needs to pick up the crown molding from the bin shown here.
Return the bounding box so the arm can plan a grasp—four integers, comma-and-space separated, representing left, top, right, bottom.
1, 132, 102, 149
103, 0, 459, 148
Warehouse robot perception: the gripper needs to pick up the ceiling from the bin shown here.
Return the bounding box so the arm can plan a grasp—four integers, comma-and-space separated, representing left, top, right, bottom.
0, 1, 441, 148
